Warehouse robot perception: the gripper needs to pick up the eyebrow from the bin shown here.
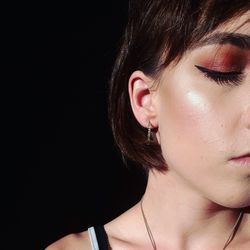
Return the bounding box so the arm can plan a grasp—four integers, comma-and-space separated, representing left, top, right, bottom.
194, 32, 250, 50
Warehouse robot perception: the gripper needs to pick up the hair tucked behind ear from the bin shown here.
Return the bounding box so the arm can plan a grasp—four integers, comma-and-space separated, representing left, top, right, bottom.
109, 0, 250, 172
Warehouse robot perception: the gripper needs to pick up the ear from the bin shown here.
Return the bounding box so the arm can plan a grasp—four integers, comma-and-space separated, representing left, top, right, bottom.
128, 70, 158, 128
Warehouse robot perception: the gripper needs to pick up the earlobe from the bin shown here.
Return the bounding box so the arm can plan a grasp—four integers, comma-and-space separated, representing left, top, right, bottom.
128, 71, 158, 128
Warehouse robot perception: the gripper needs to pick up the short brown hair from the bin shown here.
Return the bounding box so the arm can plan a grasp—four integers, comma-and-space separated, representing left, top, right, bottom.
109, 0, 250, 172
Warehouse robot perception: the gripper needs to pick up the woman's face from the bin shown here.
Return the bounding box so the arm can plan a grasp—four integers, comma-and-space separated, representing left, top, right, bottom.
154, 11, 250, 208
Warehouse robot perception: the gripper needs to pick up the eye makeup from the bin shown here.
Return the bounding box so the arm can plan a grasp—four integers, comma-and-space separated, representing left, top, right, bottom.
194, 44, 249, 87
195, 65, 243, 86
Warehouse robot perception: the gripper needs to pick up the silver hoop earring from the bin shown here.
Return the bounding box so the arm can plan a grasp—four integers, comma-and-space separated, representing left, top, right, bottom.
147, 121, 152, 144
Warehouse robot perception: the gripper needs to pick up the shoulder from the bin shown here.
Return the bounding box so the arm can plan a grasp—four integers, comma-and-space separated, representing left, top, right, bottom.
45, 230, 91, 250
104, 203, 146, 249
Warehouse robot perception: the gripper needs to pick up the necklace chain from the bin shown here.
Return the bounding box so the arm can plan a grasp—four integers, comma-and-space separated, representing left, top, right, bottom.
140, 196, 243, 250
140, 197, 157, 250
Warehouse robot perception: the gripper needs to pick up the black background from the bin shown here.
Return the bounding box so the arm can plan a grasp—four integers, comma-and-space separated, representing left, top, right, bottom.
7, 2, 147, 250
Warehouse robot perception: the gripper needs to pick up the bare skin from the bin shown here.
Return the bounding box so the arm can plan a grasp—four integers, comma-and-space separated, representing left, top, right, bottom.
46, 11, 250, 250
46, 203, 250, 249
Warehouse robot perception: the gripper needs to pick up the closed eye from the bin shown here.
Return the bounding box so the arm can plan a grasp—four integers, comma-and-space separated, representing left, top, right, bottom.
195, 65, 243, 87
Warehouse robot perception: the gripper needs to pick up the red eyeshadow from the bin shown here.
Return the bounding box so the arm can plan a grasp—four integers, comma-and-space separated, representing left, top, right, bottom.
198, 45, 249, 72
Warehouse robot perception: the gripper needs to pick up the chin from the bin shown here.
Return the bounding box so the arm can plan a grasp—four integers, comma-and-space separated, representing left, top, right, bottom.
215, 193, 250, 209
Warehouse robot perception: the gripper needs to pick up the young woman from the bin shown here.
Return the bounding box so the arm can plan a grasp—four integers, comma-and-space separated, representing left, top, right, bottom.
46, 0, 250, 249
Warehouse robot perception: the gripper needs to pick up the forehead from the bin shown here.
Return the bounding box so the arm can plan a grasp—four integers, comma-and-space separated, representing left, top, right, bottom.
190, 11, 250, 51
216, 10, 250, 34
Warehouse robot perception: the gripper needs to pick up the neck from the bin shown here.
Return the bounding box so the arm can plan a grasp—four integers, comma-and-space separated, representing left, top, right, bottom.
141, 169, 243, 249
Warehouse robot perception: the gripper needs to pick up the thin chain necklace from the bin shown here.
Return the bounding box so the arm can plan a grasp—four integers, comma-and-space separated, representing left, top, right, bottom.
140, 197, 243, 250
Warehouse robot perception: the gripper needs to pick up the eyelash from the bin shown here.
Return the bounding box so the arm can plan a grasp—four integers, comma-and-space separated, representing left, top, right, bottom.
195, 65, 243, 87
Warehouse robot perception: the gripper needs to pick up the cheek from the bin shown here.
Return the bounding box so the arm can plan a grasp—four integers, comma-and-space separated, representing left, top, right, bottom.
158, 85, 225, 165
173, 91, 210, 135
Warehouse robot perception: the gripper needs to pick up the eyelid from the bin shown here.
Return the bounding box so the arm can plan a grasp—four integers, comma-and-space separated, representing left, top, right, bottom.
194, 64, 244, 87
194, 65, 242, 75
